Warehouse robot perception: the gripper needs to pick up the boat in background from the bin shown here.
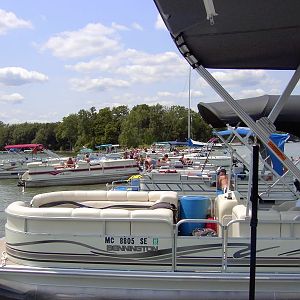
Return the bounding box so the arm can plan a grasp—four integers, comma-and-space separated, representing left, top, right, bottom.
0, 144, 63, 179
18, 158, 139, 188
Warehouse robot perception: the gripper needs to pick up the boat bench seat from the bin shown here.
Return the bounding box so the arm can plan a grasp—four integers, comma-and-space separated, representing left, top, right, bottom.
214, 191, 247, 226
230, 205, 300, 238
270, 201, 296, 212
30, 190, 178, 208
280, 210, 300, 238
231, 205, 281, 237
6, 191, 177, 236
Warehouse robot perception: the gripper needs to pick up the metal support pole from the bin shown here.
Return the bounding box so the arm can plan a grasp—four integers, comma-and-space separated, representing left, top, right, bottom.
195, 65, 300, 183
268, 65, 300, 123
249, 144, 259, 300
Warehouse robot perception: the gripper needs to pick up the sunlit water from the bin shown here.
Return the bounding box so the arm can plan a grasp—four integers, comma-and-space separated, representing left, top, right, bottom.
0, 142, 299, 237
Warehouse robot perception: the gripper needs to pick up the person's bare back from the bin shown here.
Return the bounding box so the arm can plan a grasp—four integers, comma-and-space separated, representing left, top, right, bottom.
217, 169, 229, 192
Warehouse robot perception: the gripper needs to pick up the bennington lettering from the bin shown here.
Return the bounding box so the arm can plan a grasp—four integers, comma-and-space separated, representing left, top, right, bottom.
107, 245, 159, 252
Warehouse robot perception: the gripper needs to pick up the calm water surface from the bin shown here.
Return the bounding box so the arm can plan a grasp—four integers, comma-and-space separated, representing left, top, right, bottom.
0, 142, 299, 237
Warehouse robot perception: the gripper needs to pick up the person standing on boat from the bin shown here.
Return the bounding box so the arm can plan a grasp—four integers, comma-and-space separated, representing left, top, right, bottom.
217, 168, 229, 193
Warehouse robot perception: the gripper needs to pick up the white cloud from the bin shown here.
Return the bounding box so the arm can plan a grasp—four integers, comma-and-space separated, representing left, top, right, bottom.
155, 14, 167, 30
231, 89, 267, 99
69, 77, 130, 92
114, 51, 186, 83
111, 22, 129, 31
212, 70, 268, 88
66, 54, 119, 73
66, 49, 187, 86
0, 67, 48, 86
157, 89, 203, 99
195, 69, 282, 100
132, 22, 143, 31
0, 93, 24, 104
41, 23, 121, 59
0, 9, 33, 35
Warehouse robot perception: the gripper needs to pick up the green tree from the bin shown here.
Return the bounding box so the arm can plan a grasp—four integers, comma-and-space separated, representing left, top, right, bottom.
56, 114, 79, 151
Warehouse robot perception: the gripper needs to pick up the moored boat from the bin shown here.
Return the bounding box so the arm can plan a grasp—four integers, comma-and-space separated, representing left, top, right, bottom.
18, 158, 139, 188
0, 189, 300, 299
0, 144, 63, 179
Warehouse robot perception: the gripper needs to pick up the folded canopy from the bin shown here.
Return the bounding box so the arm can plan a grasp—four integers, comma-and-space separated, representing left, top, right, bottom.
154, 0, 300, 70
198, 95, 300, 137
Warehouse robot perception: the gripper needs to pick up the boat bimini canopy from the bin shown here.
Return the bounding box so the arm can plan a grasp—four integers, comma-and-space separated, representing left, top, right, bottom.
198, 95, 300, 138
154, 0, 300, 182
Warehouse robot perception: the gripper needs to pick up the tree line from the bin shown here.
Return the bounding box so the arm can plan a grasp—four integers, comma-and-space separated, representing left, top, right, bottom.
0, 104, 212, 151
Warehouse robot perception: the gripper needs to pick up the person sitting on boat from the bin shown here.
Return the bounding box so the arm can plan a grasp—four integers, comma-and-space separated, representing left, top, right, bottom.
84, 154, 90, 163
217, 168, 229, 193
144, 155, 153, 171
162, 153, 170, 162
179, 154, 187, 165
66, 157, 75, 167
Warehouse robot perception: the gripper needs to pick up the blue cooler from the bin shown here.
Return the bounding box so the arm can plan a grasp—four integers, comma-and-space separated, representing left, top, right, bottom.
179, 195, 210, 236
130, 178, 140, 191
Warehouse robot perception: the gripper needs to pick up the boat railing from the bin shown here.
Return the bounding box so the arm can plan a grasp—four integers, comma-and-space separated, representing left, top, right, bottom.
174, 218, 223, 271
174, 217, 300, 273
9, 209, 300, 273
233, 171, 298, 200
107, 180, 141, 191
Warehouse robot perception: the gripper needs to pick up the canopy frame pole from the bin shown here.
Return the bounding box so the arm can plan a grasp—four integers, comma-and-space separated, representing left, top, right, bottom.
268, 65, 300, 123
194, 65, 300, 182
249, 144, 259, 300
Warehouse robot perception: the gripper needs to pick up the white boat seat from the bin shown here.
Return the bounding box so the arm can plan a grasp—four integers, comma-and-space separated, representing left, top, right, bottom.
271, 201, 296, 212
6, 201, 174, 236
131, 209, 173, 236
231, 205, 281, 238
7, 191, 178, 236
30, 190, 178, 208
280, 211, 300, 237
214, 191, 247, 226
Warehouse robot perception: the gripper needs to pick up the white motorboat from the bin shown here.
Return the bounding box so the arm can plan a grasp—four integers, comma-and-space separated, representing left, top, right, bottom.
0, 189, 300, 299
19, 158, 139, 188
0, 144, 63, 179
169, 153, 231, 167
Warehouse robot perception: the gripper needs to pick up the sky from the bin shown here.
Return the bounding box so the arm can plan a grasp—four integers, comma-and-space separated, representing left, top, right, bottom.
0, 0, 299, 124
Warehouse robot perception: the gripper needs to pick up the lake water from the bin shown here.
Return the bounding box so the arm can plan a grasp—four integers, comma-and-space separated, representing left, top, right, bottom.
0, 142, 299, 237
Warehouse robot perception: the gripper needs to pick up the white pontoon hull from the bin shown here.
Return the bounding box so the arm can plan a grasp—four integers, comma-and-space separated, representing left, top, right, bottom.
2, 190, 300, 299
20, 159, 139, 187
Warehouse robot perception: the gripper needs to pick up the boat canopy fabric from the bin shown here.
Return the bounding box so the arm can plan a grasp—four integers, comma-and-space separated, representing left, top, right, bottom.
216, 127, 254, 137
95, 144, 120, 149
188, 138, 207, 147
268, 133, 290, 175
198, 95, 300, 137
79, 148, 94, 153
168, 141, 188, 146
4, 144, 44, 151
153, 0, 300, 70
